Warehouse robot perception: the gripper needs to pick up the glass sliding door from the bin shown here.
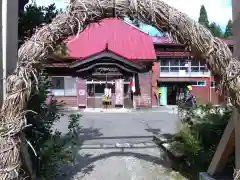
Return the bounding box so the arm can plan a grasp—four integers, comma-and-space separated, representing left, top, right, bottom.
160, 86, 167, 106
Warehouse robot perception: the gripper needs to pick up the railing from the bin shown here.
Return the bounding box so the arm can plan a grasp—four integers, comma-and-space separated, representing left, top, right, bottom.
160, 70, 210, 77
159, 59, 210, 77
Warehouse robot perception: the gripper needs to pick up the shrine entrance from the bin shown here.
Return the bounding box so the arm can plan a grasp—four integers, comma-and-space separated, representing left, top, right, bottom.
70, 50, 151, 109
80, 61, 135, 108
45, 50, 153, 109
86, 80, 133, 108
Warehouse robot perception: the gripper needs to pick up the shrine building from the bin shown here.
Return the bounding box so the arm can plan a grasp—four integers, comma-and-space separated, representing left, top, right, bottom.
44, 18, 233, 108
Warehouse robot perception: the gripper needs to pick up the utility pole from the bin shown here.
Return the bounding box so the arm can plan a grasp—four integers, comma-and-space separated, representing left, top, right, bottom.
0, 0, 19, 104
232, 0, 240, 170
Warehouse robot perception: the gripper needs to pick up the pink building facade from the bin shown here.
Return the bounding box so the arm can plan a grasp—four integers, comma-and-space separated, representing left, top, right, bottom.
46, 18, 233, 108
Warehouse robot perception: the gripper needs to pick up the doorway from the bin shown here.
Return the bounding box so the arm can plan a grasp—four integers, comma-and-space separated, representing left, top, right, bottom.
157, 81, 191, 105
86, 80, 132, 108
86, 81, 115, 108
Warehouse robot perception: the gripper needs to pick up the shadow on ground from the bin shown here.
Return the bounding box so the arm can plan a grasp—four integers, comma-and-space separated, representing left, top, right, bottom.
58, 145, 173, 180
56, 115, 187, 180
56, 124, 103, 179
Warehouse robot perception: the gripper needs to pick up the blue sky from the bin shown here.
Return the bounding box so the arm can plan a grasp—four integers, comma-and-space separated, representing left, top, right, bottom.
33, 0, 232, 36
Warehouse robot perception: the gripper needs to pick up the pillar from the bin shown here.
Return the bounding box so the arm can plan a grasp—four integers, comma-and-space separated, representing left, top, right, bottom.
233, 0, 240, 59
115, 79, 124, 107
152, 62, 160, 107
77, 77, 87, 108
0, 0, 19, 104
232, 0, 240, 171
135, 72, 152, 108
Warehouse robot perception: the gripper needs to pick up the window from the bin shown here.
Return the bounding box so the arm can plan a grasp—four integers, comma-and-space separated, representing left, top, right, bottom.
87, 84, 95, 96
160, 59, 209, 76
50, 76, 77, 96
191, 60, 208, 73
124, 84, 129, 96
160, 60, 170, 66
170, 67, 179, 72
64, 77, 77, 96
170, 59, 179, 66
180, 60, 187, 66
160, 59, 189, 73
191, 60, 199, 67
197, 81, 206, 86
191, 81, 206, 86
155, 46, 186, 52
51, 77, 64, 89
95, 84, 105, 96
160, 67, 169, 72
180, 66, 188, 71
191, 66, 199, 72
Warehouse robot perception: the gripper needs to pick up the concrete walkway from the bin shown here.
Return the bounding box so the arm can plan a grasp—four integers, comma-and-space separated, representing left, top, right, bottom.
64, 105, 178, 114
56, 111, 186, 180
64, 142, 185, 180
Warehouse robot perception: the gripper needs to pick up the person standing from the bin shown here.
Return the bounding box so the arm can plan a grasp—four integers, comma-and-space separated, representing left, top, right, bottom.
103, 85, 109, 109
108, 87, 112, 108
157, 87, 162, 106
186, 85, 195, 105
155, 87, 162, 106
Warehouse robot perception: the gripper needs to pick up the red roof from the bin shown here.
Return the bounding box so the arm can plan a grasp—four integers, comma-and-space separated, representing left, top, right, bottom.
153, 36, 233, 46
66, 18, 156, 61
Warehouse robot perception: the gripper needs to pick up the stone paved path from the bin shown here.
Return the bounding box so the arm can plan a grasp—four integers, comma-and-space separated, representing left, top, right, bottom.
59, 142, 186, 180
56, 111, 186, 180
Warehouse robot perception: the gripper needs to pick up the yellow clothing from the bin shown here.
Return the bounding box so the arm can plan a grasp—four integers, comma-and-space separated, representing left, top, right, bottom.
187, 85, 192, 91
103, 96, 109, 102
158, 88, 162, 94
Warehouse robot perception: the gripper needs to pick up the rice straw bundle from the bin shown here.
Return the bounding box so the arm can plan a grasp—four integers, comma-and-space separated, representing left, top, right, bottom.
0, 0, 237, 179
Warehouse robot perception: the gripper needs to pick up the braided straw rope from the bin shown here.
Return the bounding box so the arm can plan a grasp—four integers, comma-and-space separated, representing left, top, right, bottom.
0, 0, 237, 179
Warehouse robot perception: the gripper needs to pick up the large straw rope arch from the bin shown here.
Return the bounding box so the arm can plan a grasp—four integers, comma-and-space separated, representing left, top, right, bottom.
0, 0, 237, 179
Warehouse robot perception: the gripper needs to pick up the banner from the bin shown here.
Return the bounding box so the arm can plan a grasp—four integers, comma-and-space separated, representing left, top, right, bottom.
77, 78, 87, 107
115, 79, 124, 106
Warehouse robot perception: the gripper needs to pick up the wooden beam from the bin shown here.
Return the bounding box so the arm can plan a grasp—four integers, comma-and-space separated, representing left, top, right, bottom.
207, 111, 235, 175
20, 134, 36, 180
233, 108, 240, 170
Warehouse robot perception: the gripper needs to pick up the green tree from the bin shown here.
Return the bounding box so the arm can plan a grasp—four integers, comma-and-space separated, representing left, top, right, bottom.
18, 2, 67, 55
18, 2, 77, 179
224, 19, 233, 38
169, 104, 234, 179
18, 3, 45, 45
43, 3, 59, 23
198, 5, 209, 28
25, 72, 81, 179
19, 0, 29, 15
18, 3, 58, 45
209, 22, 223, 38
